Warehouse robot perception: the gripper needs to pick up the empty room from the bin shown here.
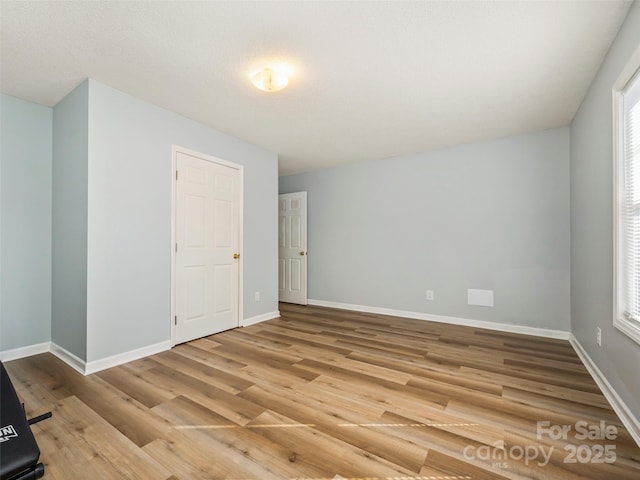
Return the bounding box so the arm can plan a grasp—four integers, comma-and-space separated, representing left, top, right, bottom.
1, 1, 640, 479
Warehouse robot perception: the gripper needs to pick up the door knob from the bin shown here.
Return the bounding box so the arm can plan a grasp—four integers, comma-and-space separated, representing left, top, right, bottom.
233, 253, 240, 259
300, 251, 306, 256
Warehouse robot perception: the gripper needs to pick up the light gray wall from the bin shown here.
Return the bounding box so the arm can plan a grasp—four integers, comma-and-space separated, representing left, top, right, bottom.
570, 1, 640, 416
0, 95, 52, 351
86, 80, 278, 362
1, 79, 278, 365
51, 80, 89, 360
280, 127, 571, 331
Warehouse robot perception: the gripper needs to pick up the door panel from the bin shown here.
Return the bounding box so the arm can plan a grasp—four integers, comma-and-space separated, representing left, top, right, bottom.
185, 266, 207, 321
175, 151, 240, 344
184, 195, 206, 247
290, 259, 301, 291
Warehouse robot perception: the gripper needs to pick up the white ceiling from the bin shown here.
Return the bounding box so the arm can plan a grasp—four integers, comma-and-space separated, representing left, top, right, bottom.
0, 1, 633, 175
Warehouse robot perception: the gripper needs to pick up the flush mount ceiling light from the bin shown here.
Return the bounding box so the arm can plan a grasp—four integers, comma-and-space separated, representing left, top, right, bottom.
251, 67, 289, 92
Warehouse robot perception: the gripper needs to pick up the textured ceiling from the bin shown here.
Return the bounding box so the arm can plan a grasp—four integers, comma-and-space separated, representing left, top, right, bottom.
0, 1, 633, 175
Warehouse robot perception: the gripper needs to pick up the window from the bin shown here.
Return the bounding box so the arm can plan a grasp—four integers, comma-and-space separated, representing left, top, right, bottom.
614, 46, 640, 346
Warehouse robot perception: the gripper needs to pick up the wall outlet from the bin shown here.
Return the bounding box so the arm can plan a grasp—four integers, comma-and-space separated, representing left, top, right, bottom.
254, 291, 261, 301
426, 290, 434, 301
596, 326, 602, 346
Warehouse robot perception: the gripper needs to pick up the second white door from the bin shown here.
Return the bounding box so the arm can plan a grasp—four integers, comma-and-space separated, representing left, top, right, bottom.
175, 150, 241, 344
279, 192, 307, 304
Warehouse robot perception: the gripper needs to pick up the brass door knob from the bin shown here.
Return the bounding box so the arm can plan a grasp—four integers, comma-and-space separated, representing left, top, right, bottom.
233, 253, 240, 259
300, 251, 306, 256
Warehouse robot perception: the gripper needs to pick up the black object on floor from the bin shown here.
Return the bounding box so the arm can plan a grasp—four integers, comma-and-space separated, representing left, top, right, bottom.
0, 361, 50, 480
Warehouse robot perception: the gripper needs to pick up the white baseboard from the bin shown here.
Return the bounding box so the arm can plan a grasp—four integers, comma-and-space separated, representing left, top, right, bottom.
569, 334, 640, 447
50, 342, 87, 375
84, 340, 171, 375
51, 340, 170, 375
242, 310, 280, 327
0, 342, 50, 362
307, 299, 571, 340
1, 311, 279, 374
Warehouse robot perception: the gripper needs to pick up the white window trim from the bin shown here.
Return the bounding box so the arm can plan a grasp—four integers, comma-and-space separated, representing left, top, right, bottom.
613, 43, 640, 346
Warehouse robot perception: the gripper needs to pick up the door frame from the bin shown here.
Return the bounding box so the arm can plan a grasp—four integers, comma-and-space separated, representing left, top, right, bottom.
170, 145, 244, 347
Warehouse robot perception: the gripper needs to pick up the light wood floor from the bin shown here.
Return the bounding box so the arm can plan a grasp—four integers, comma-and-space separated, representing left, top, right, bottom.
5, 303, 640, 479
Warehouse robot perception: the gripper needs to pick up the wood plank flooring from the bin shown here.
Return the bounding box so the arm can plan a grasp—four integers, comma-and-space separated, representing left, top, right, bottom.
4, 303, 640, 479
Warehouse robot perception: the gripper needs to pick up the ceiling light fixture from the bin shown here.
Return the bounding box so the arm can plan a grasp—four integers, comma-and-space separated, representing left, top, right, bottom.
251, 67, 289, 92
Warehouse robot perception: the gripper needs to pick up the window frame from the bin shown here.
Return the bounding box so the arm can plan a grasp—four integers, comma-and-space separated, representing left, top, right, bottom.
613, 44, 640, 346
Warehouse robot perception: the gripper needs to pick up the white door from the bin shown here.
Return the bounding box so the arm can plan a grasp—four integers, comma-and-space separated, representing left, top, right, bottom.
279, 192, 307, 304
174, 150, 241, 344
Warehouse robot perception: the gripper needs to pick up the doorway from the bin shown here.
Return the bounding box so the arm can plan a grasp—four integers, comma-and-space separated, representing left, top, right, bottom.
278, 191, 307, 304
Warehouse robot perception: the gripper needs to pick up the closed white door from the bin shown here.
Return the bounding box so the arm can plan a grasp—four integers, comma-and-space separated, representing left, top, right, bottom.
279, 192, 307, 304
174, 150, 241, 344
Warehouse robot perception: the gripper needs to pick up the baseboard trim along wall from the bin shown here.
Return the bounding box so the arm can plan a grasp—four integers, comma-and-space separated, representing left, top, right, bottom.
3, 310, 281, 373
569, 335, 640, 447
0, 342, 50, 362
84, 340, 171, 375
242, 310, 280, 327
49, 340, 172, 375
50, 342, 86, 375
307, 299, 571, 340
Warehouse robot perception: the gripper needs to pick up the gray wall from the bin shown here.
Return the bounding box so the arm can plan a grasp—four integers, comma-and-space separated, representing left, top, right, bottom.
0, 95, 52, 351
2, 79, 278, 364
51, 80, 89, 360
571, 1, 640, 417
280, 127, 571, 331
86, 80, 278, 362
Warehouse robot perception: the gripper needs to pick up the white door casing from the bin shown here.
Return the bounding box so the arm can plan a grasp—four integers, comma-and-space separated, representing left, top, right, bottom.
173, 148, 242, 345
279, 192, 307, 305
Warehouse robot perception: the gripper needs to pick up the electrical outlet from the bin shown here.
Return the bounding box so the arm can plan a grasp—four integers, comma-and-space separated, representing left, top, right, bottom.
254, 291, 261, 301
596, 326, 602, 347
426, 290, 434, 301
